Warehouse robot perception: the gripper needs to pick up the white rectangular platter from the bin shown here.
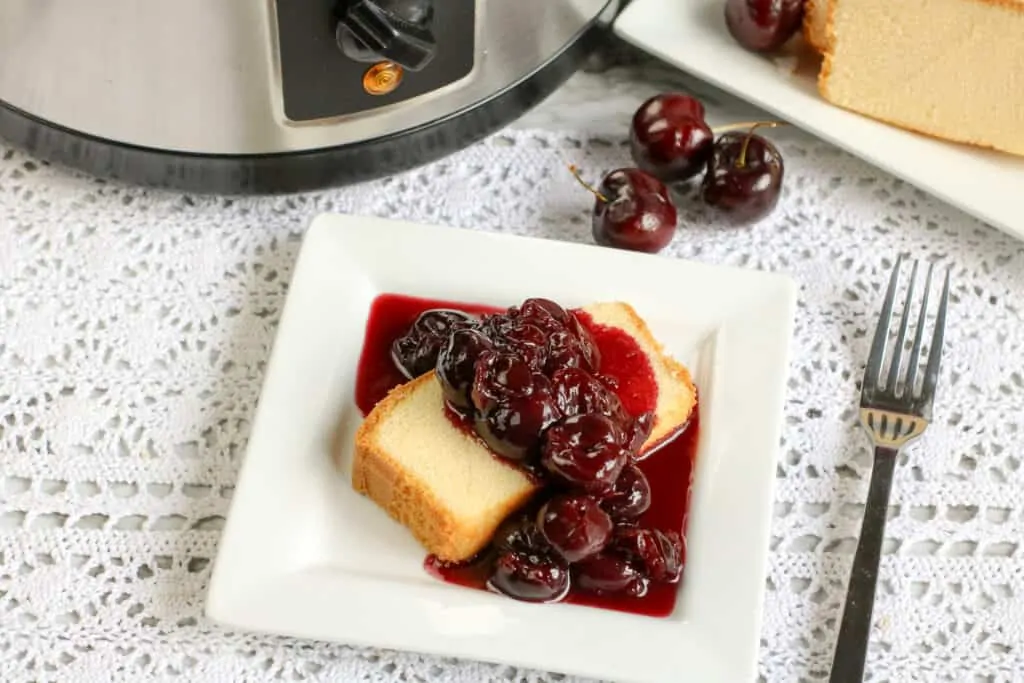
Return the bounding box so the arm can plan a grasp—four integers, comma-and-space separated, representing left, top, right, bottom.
614, 0, 1024, 241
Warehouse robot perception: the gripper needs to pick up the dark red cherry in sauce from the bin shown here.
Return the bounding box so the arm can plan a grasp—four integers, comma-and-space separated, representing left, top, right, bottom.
574, 553, 649, 597
537, 494, 614, 564
436, 328, 494, 411
600, 464, 652, 520
488, 549, 570, 603
541, 414, 629, 494
611, 527, 685, 584
356, 294, 700, 618
354, 294, 498, 414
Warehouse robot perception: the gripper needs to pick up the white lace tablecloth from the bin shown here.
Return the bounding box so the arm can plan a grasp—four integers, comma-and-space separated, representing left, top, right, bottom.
2, 60, 1023, 683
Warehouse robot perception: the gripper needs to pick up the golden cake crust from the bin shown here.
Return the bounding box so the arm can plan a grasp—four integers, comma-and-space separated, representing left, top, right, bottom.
802, 0, 830, 52
351, 373, 538, 562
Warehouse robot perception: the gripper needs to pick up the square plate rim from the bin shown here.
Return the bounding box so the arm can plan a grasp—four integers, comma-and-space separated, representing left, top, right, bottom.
613, 0, 1024, 242
204, 213, 798, 682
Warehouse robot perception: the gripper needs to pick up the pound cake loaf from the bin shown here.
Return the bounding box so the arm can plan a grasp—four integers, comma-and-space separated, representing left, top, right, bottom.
352, 301, 696, 563
819, 0, 1024, 156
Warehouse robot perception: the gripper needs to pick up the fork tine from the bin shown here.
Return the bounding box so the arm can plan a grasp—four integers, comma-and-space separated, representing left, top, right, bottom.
886, 259, 919, 392
921, 267, 951, 402
904, 262, 934, 395
864, 256, 903, 391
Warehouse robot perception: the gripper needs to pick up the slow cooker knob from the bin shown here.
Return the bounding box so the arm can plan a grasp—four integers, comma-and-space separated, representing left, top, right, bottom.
335, 0, 436, 72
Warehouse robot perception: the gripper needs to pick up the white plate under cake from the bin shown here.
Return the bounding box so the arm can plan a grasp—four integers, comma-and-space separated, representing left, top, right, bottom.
205, 213, 796, 683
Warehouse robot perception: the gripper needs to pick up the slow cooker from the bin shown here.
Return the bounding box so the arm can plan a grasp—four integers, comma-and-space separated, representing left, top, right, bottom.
0, 0, 621, 194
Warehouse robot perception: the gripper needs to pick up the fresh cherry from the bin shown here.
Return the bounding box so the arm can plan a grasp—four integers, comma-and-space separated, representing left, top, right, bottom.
573, 553, 649, 597
611, 527, 685, 583
725, 0, 804, 53
541, 414, 629, 494
488, 549, 570, 603
391, 309, 477, 379
537, 494, 614, 564
580, 167, 678, 254
599, 465, 652, 520
702, 129, 784, 225
630, 93, 714, 185
436, 328, 494, 411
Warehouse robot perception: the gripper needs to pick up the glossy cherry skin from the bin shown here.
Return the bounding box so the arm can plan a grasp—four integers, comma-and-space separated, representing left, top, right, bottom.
541, 320, 598, 375
599, 465, 652, 520
630, 93, 714, 185
497, 321, 549, 373
470, 350, 561, 461
725, 0, 804, 53
480, 312, 517, 340
470, 351, 537, 413
625, 411, 655, 455
611, 527, 685, 583
390, 309, 477, 379
544, 329, 587, 374
475, 383, 560, 463
592, 168, 678, 254
551, 367, 628, 425
573, 553, 649, 597
541, 414, 629, 494
494, 515, 550, 555
436, 328, 494, 411
488, 549, 570, 603
565, 313, 601, 371
518, 298, 571, 329
537, 494, 614, 564
702, 132, 784, 225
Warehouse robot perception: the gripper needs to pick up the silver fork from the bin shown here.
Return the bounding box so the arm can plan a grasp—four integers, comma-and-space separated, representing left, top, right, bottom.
829, 257, 951, 682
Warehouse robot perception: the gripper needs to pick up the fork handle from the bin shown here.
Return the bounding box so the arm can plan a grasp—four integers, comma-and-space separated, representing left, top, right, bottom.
829, 446, 899, 683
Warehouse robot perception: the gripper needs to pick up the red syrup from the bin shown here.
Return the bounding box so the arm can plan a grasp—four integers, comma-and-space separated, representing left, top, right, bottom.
574, 310, 658, 419
354, 294, 499, 416
355, 293, 700, 618
425, 414, 698, 618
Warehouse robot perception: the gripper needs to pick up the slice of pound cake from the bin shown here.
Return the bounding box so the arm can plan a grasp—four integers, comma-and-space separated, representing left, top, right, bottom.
353, 372, 538, 562
352, 300, 696, 564
802, 0, 830, 52
819, 0, 1024, 156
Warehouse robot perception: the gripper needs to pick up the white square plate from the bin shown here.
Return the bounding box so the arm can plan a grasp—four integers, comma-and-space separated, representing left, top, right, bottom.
614, 0, 1024, 241
205, 213, 796, 682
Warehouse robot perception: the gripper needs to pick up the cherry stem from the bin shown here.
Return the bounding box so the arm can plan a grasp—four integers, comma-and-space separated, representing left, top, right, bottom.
712, 121, 785, 168
711, 120, 786, 135
568, 164, 608, 203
